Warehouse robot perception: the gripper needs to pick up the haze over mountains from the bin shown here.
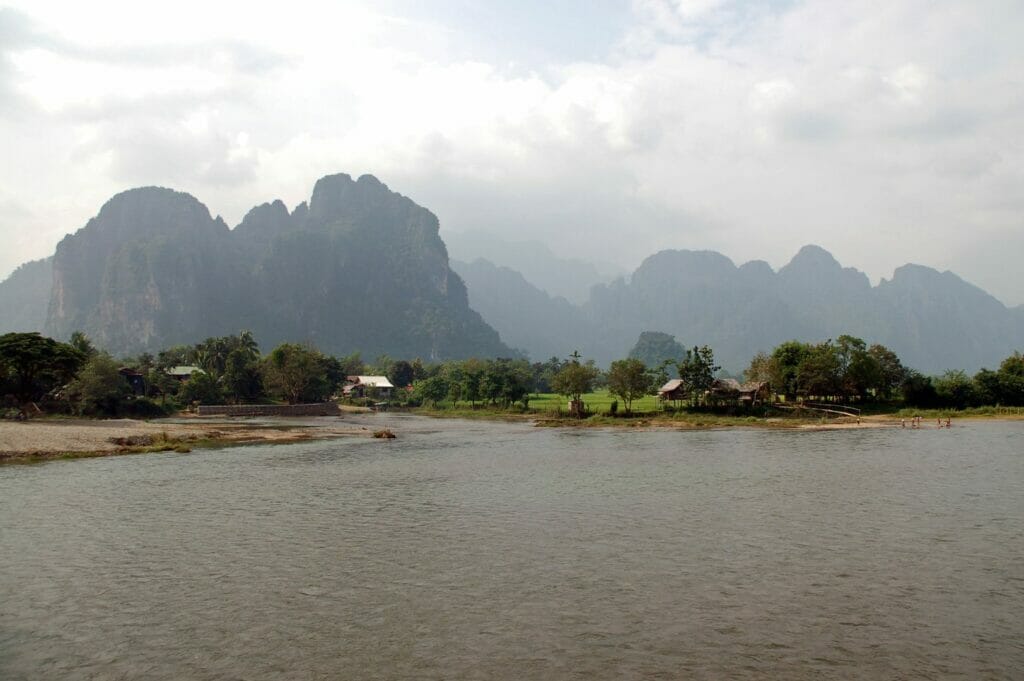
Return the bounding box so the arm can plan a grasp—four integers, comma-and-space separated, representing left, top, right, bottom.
445, 232, 621, 305
453, 245, 1024, 375
1, 174, 1021, 374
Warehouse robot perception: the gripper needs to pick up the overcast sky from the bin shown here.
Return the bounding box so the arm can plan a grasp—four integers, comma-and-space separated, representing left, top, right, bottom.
2, 0, 1022, 305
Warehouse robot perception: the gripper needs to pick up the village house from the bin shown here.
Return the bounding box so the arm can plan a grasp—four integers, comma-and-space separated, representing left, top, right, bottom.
165, 366, 204, 382
660, 378, 771, 407
658, 378, 688, 403
708, 378, 771, 406
342, 375, 395, 399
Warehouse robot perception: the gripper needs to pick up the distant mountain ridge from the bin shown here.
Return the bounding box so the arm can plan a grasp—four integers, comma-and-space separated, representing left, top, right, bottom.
444, 231, 620, 304
456, 245, 1023, 374
3, 182, 1020, 373
2, 174, 510, 360
449, 258, 590, 360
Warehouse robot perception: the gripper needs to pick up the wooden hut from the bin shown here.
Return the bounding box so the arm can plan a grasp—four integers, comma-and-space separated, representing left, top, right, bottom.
658, 379, 688, 403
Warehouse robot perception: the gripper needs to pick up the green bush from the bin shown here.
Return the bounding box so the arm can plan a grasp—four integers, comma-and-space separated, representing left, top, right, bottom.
123, 397, 170, 417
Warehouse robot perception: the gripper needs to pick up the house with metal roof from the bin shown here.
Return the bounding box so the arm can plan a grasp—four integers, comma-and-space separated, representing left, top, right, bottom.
165, 366, 205, 381
342, 375, 395, 398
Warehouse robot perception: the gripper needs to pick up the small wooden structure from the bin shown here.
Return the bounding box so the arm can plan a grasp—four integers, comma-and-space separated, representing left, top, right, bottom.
119, 367, 147, 395
343, 375, 395, 399
658, 379, 688, 403
708, 379, 771, 406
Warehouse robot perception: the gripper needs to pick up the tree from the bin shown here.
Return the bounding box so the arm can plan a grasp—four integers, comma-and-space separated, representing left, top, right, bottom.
179, 371, 224, 406
0, 332, 84, 404
994, 352, 1024, 406
973, 368, 1002, 406
796, 341, 842, 400
934, 370, 976, 409
195, 331, 261, 379
413, 375, 449, 407
770, 341, 811, 400
677, 345, 719, 405
901, 370, 938, 408
836, 335, 880, 401
867, 344, 906, 399
156, 345, 197, 371
441, 363, 465, 407
389, 360, 415, 388
745, 351, 774, 385
67, 352, 129, 416
606, 358, 654, 414
460, 358, 485, 407
222, 348, 264, 403
337, 352, 365, 378
262, 343, 332, 404
531, 356, 564, 394
551, 356, 600, 415
480, 358, 532, 408
69, 331, 97, 359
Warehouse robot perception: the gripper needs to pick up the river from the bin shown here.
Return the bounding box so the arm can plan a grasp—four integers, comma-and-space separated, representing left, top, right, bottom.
1, 415, 1022, 679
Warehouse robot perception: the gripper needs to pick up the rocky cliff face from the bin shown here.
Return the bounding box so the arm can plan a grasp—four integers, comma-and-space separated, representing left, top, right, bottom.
46, 187, 239, 351
31, 175, 509, 359
0, 257, 52, 334
245, 173, 504, 359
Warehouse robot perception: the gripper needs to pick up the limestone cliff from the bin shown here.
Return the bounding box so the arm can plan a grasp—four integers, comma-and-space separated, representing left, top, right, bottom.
36, 176, 509, 359
0, 257, 52, 334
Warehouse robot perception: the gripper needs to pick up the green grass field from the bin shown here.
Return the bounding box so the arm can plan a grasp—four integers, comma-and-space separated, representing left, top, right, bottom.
527, 390, 662, 413
417, 390, 667, 415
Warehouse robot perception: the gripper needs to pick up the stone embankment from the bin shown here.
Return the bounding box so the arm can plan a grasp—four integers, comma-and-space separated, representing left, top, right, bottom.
195, 403, 340, 417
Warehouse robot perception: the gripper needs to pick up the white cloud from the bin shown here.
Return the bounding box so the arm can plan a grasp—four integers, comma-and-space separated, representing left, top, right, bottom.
0, 0, 1022, 306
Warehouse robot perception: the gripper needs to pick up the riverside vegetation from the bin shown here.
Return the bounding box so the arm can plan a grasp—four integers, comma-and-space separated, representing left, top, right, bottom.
3, 329, 1022, 428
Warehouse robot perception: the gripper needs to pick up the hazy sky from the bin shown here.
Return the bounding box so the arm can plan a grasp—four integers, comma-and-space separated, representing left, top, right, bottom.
2, 0, 1022, 305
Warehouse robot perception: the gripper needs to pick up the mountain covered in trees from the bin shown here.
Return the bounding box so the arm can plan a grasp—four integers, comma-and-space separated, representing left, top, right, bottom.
2, 174, 509, 360
456, 245, 1023, 374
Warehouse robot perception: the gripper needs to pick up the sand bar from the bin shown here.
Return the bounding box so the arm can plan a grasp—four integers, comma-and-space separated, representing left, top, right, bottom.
0, 418, 372, 461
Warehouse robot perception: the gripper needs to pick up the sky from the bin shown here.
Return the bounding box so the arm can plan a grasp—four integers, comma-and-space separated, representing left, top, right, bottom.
1, 0, 1022, 305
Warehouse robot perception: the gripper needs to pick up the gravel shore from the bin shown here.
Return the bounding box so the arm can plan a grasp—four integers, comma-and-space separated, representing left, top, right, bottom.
0, 418, 369, 460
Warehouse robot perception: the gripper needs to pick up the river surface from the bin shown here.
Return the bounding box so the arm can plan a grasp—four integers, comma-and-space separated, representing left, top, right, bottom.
1, 416, 1022, 680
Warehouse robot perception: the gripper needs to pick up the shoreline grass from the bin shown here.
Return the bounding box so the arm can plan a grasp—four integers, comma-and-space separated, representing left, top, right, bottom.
407, 390, 1024, 428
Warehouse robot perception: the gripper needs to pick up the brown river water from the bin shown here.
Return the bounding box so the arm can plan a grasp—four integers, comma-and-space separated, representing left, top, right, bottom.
1, 415, 1022, 679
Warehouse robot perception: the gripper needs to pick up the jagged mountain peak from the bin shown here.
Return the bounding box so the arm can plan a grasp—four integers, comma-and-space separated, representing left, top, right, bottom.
86, 186, 221, 239
631, 249, 738, 290
787, 243, 839, 267
880, 263, 1006, 310
641, 248, 737, 269
233, 199, 291, 242
26, 172, 509, 360
307, 172, 438, 236
737, 259, 775, 286
778, 244, 871, 293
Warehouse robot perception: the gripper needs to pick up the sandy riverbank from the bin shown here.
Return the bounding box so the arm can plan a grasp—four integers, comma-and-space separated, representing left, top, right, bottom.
0, 418, 374, 462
